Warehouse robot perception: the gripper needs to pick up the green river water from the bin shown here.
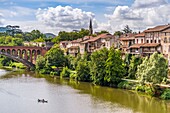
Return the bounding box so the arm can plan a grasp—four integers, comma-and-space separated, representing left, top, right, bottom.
0, 69, 169, 113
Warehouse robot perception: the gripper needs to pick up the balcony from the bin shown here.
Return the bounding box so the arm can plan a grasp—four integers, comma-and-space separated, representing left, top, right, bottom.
142, 49, 156, 53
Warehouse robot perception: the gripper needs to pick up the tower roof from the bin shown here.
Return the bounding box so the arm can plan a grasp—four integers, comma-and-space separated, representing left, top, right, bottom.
89, 19, 93, 35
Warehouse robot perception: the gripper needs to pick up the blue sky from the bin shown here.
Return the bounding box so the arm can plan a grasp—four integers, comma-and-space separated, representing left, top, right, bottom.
0, 0, 170, 34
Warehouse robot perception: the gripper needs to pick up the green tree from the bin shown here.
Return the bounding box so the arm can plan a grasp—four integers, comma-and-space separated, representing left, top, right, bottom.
97, 30, 109, 35
35, 55, 46, 71
12, 38, 23, 46
128, 56, 142, 79
45, 44, 66, 68
114, 31, 123, 37
122, 25, 132, 34
90, 47, 109, 85
76, 53, 91, 82
136, 52, 168, 84
60, 66, 70, 78
33, 37, 45, 42
105, 47, 126, 85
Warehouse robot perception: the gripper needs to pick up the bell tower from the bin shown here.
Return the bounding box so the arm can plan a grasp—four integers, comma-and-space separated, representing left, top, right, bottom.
89, 19, 93, 35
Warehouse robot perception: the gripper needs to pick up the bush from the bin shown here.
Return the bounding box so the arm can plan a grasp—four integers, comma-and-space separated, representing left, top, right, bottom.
145, 85, 155, 96
117, 81, 132, 90
135, 84, 155, 96
60, 66, 70, 78
161, 89, 170, 100
135, 84, 145, 92
50, 71, 59, 76
69, 71, 77, 80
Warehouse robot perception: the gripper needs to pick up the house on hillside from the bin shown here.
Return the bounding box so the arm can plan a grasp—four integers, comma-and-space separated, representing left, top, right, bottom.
60, 33, 115, 56
119, 33, 135, 55
80, 33, 115, 55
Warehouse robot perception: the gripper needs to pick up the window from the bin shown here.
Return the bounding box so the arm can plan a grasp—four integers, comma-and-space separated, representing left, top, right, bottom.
155, 40, 157, 43
165, 33, 167, 36
164, 37, 167, 43
136, 39, 138, 44
158, 40, 161, 43
141, 39, 143, 43
151, 40, 153, 43
147, 40, 149, 43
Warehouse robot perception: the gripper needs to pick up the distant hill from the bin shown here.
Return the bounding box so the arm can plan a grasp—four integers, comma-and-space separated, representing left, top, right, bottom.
44, 33, 56, 38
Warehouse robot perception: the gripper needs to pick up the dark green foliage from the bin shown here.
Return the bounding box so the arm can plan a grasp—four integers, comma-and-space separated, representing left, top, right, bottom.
114, 31, 123, 37
128, 56, 142, 79
122, 25, 132, 33
0, 56, 12, 66
117, 81, 132, 90
161, 89, 170, 100
58, 28, 90, 41
90, 47, 109, 85
124, 54, 132, 77
76, 53, 91, 82
97, 30, 109, 35
105, 48, 126, 85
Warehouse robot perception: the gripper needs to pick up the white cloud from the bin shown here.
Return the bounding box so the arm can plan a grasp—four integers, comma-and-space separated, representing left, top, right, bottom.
133, 0, 167, 8
36, 6, 95, 30
104, 0, 170, 32
0, 6, 36, 19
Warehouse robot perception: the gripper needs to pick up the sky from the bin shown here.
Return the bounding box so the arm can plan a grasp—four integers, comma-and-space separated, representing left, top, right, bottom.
0, 0, 170, 35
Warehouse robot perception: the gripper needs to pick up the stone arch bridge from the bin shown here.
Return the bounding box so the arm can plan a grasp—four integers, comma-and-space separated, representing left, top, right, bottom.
0, 46, 49, 68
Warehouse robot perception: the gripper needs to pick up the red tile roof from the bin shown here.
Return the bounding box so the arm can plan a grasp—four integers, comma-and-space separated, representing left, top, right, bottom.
162, 29, 170, 33
135, 32, 145, 37
129, 43, 144, 49
144, 25, 170, 32
81, 33, 113, 43
141, 43, 160, 47
119, 37, 135, 41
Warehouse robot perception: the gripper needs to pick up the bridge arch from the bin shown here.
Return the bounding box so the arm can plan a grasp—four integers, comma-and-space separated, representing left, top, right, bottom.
0, 46, 49, 69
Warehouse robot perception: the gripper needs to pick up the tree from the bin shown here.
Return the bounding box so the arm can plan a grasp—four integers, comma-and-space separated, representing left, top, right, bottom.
45, 44, 66, 68
97, 30, 109, 35
76, 55, 91, 81
33, 37, 45, 42
124, 54, 132, 77
128, 56, 142, 79
57, 29, 90, 41
122, 25, 132, 34
12, 38, 23, 46
136, 52, 168, 84
89, 47, 109, 85
114, 31, 123, 37
105, 47, 126, 85
35, 55, 46, 71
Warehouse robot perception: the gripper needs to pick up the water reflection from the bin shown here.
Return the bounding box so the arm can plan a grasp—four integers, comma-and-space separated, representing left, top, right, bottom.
46, 77, 170, 113
0, 70, 170, 113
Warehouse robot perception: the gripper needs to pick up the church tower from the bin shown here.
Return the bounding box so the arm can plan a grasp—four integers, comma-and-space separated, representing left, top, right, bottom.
89, 19, 93, 35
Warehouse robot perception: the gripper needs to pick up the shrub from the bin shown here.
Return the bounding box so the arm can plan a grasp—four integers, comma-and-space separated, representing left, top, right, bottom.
161, 89, 170, 100
69, 71, 77, 80
135, 84, 145, 92
118, 81, 132, 90
60, 66, 70, 78
145, 85, 155, 96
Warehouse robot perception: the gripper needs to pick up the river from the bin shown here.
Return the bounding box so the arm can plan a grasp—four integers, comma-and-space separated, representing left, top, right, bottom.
0, 69, 169, 113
